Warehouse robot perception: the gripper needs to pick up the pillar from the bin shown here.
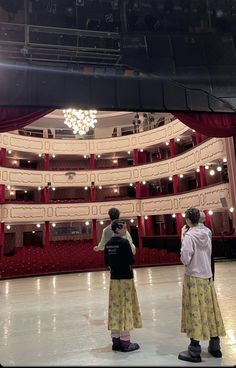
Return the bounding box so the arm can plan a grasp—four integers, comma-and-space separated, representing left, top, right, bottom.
195, 132, 202, 145
90, 154, 95, 170
42, 187, 49, 203
90, 185, 96, 201
44, 153, 49, 170
1, 148, 6, 166
173, 175, 179, 193
137, 216, 144, 248
225, 137, 236, 233
135, 181, 141, 199
204, 210, 212, 230
170, 138, 176, 158
176, 213, 183, 236
133, 148, 139, 165
0, 184, 5, 204
44, 221, 50, 248
0, 222, 5, 257
199, 165, 207, 187
144, 216, 154, 235
92, 219, 98, 247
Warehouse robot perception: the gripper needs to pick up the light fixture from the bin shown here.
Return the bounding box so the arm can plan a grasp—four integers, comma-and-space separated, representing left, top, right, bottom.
223, 158, 227, 163
52, 223, 56, 227
144, 216, 148, 220
229, 207, 234, 213
6, 225, 11, 230
169, 176, 172, 181
130, 219, 134, 223
36, 224, 41, 228
85, 221, 89, 226
208, 210, 213, 215
63, 108, 97, 136
179, 174, 184, 178
209, 169, 215, 176
98, 185, 102, 190
100, 220, 104, 225
172, 214, 176, 218
216, 166, 222, 172
205, 165, 209, 170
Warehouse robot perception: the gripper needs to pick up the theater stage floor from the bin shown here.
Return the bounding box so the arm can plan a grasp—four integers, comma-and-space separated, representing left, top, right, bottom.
0, 262, 236, 367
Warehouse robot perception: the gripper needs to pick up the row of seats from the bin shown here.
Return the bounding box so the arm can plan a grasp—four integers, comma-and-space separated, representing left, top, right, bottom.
0, 241, 181, 279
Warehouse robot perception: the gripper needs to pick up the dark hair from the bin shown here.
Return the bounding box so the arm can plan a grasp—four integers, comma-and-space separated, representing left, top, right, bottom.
111, 219, 125, 233
185, 207, 200, 225
108, 207, 120, 221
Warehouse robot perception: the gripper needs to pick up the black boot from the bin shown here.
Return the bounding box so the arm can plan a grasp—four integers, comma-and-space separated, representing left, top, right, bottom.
120, 339, 140, 352
112, 337, 121, 351
208, 337, 222, 358
178, 344, 202, 363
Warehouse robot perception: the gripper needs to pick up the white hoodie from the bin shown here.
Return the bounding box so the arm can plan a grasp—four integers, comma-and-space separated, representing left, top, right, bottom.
180, 226, 212, 278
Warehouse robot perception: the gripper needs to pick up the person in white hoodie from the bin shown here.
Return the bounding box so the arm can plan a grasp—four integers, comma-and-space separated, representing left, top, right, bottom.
178, 207, 226, 363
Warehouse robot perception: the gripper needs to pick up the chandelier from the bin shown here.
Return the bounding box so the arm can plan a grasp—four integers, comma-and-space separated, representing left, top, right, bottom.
63, 108, 98, 136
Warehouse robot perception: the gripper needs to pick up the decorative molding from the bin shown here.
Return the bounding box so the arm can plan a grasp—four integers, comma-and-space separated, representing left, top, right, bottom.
0, 119, 189, 155
0, 138, 226, 187
1, 183, 231, 223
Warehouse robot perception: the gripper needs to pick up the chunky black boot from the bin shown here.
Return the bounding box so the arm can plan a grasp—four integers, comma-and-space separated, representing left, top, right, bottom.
112, 337, 121, 351
208, 337, 222, 358
178, 344, 202, 363
120, 339, 140, 352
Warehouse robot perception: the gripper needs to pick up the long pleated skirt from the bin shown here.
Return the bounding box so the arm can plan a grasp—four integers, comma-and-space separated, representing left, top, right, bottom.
181, 275, 226, 341
108, 279, 143, 331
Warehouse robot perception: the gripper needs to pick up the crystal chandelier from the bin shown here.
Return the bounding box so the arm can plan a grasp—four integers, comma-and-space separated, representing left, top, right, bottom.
63, 108, 98, 136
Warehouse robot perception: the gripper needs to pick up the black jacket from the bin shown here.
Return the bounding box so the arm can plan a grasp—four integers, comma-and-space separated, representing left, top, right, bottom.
104, 235, 134, 279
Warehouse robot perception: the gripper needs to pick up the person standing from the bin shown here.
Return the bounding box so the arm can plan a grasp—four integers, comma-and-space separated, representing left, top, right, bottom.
93, 207, 136, 254
178, 207, 226, 363
104, 219, 142, 352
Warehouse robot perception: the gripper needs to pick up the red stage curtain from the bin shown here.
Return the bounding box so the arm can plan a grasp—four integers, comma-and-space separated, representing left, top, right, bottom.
174, 113, 236, 138
0, 108, 54, 133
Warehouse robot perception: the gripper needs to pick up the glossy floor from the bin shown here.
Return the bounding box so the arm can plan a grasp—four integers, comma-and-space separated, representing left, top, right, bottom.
0, 262, 236, 367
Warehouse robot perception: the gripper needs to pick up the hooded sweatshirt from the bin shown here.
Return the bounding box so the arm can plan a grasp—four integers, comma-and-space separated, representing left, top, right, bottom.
180, 225, 212, 278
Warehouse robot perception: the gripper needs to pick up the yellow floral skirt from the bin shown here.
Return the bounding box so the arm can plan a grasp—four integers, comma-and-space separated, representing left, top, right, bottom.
108, 279, 143, 331
181, 275, 226, 341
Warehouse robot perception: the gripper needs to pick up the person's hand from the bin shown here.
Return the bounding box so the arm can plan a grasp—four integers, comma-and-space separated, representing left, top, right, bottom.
93, 246, 99, 252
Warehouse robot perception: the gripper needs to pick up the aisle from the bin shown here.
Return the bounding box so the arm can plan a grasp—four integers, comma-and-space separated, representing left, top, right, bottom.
0, 262, 235, 366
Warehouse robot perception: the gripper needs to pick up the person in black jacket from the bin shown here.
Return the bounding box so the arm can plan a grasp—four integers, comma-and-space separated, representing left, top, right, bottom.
104, 219, 143, 352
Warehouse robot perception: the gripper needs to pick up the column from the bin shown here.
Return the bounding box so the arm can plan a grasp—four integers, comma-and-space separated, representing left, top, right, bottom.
133, 148, 139, 165
1, 148, 6, 166
173, 175, 179, 193
169, 138, 176, 158
90, 183, 96, 201
199, 165, 207, 187
195, 132, 202, 145
137, 216, 144, 248
0, 222, 5, 257
44, 221, 50, 248
204, 210, 212, 230
225, 137, 236, 232
44, 153, 49, 170
92, 219, 98, 247
176, 213, 183, 235
90, 154, 95, 170
0, 184, 5, 204
42, 187, 49, 203
135, 181, 141, 199
144, 216, 154, 235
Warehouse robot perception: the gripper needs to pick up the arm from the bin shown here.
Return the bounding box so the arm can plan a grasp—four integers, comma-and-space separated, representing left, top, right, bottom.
180, 234, 194, 266
125, 230, 136, 255
122, 239, 134, 265
93, 229, 106, 251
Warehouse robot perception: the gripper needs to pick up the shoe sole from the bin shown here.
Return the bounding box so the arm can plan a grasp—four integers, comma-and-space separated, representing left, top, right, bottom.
178, 354, 201, 363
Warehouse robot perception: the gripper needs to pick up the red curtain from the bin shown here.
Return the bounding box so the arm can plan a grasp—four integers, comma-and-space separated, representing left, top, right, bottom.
0, 108, 54, 133
174, 112, 236, 138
